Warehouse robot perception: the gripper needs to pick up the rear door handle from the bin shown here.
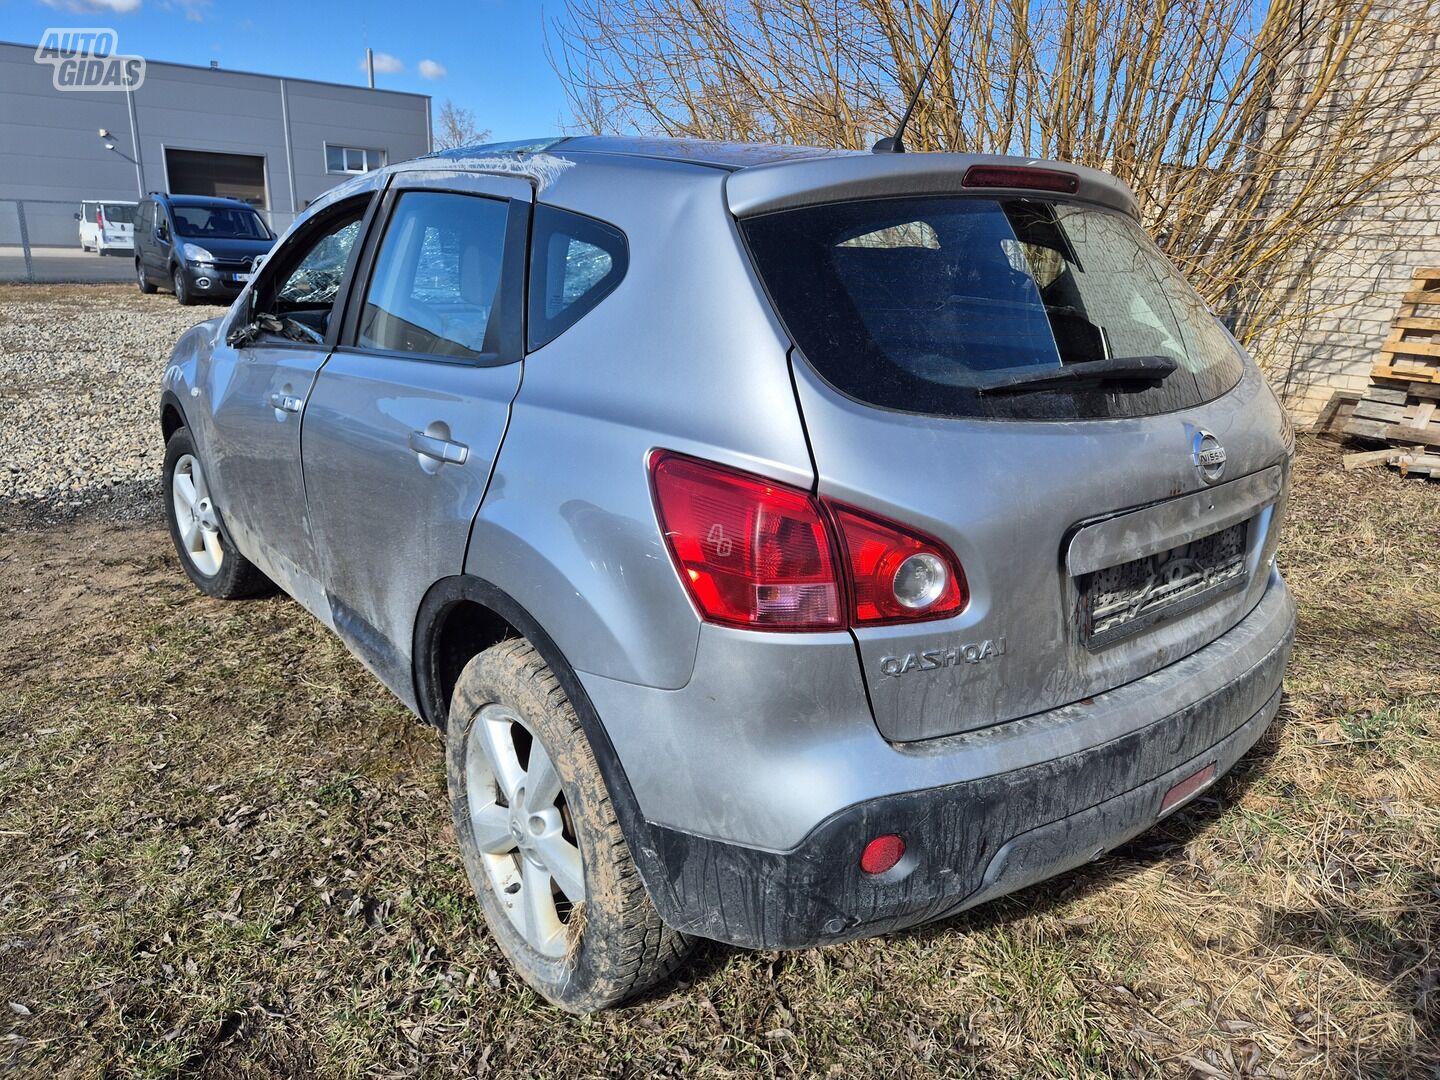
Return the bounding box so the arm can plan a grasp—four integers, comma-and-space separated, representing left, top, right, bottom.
268, 392, 302, 414
408, 430, 469, 465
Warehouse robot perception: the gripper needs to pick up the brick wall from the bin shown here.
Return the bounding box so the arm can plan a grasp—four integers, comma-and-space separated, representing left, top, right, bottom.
1250, 2, 1440, 419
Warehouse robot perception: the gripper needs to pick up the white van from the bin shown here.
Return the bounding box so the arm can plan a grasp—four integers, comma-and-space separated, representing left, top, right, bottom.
76, 201, 137, 254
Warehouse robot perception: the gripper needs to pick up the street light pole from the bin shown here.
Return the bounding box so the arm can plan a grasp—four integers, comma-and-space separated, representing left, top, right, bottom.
123, 84, 146, 199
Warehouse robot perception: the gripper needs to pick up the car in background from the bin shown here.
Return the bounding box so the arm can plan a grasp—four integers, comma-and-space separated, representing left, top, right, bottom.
135, 193, 276, 305
75, 200, 136, 255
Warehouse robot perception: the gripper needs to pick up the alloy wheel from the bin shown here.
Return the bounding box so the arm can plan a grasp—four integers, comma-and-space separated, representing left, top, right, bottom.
171, 453, 224, 577
465, 702, 586, 957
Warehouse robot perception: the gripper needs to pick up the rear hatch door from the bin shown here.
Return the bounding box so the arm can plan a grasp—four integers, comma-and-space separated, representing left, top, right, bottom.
738, 175, 1290, 741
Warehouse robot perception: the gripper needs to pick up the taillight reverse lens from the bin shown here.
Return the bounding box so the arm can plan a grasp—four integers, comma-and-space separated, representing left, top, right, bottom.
830, 504, 967, 624
650, 452, 842, 631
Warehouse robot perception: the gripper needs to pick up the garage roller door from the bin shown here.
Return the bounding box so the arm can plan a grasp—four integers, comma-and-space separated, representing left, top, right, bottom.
165, 149, 267, 209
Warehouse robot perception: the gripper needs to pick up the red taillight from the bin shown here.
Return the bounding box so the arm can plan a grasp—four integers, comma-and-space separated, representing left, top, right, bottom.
96, 208, 105, 228
860, 834, 906, 875
830, 504, 967, 625
962, 164, 1080, 194
649, 452, 968, 630
650, 452, 842, 631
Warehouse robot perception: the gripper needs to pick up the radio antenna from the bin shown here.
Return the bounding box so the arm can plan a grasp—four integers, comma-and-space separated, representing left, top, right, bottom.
872, 0, 964, 154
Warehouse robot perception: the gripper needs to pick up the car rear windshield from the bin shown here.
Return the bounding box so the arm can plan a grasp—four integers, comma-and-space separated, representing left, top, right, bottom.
741, 196, 1243, 420
101, 204, 135, 225
171, 205, 270, 241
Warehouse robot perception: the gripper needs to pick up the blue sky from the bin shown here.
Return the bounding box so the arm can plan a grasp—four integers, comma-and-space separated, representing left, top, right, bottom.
0, 0, 576, 140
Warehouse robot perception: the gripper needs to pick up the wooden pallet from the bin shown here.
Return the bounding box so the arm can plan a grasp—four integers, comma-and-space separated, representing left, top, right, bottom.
1371, 267, 1440, 384
1346, 396, 1440, 447
1310, 389, 1364, 441
1344, 269, 1440, 480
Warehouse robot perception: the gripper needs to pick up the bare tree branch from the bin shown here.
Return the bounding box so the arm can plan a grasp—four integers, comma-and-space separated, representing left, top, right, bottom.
548, 0, 1440, 395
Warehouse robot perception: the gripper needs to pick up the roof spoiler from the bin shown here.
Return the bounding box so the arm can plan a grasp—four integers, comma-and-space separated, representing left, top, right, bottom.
724, 154, 1138, 219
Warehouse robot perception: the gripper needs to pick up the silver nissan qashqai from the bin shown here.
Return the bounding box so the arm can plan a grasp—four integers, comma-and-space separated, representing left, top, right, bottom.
158, 136, 1296, 1012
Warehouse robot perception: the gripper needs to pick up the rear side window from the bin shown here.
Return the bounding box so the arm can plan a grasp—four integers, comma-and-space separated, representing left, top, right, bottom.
742, 197, 1243, 420
527, 205, 627, 350
358, 190, 509, 360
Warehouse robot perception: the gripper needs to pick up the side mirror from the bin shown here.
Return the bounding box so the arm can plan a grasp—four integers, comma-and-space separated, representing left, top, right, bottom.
73, 212, 81, 221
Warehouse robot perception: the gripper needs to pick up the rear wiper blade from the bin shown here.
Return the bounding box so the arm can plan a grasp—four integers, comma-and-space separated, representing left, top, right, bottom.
975, 355, 1178, 396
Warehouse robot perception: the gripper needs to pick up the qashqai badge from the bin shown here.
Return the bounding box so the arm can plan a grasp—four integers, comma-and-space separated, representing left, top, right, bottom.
1192, 430, 1226, 484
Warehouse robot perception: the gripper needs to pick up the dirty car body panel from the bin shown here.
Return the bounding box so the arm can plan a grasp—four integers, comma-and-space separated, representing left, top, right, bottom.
160, 137, 1297, 952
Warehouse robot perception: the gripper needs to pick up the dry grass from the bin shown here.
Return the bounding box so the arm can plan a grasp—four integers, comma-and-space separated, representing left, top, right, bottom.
0, 439, 1436, 1079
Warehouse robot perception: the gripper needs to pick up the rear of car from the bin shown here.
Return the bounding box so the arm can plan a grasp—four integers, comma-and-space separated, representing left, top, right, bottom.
559, 150, 1296, 950
95, 201, 135, 253
155, 140, 1296, 1011
78, 201, 137, 253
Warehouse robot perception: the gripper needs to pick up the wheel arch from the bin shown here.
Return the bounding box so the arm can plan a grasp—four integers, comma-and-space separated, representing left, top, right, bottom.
159, 390, 188, 443
412, 573, 666, 904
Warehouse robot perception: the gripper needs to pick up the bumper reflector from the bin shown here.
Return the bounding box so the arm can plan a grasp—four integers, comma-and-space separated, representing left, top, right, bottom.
860, 834, 906, 875
1160, 762, 1217, 815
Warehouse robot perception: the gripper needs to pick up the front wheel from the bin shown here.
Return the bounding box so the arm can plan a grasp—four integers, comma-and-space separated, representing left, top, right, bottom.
172, 266, 194, 305
447, 639, 692, 1012
162, 427, 272, 599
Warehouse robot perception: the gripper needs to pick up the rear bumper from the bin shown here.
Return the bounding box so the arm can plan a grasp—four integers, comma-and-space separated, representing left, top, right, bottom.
604, 568, 1294, 949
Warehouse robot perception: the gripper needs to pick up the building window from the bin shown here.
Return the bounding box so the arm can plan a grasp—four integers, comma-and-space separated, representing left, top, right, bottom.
326, 145, 386, 174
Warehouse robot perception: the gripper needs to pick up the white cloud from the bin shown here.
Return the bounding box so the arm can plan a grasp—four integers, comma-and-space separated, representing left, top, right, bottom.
40, 0, 142, 13
164, 0, 212, 21
359, 51, 405, 75
418, 58, 446, 80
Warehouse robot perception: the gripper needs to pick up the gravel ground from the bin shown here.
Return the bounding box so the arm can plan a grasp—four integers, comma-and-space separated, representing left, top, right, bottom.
0, 283, 220, 526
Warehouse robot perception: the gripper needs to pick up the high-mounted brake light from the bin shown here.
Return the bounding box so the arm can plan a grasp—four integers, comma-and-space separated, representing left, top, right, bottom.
962, 164, 1080, 194
650, 452, 842, 631
649, 452, 968, 631
830, 504, 968, 625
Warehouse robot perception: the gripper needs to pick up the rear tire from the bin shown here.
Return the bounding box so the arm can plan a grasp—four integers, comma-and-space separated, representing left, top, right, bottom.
447, 639, 692, 1012
163, 427, 272, 599
137, 260, 156, 294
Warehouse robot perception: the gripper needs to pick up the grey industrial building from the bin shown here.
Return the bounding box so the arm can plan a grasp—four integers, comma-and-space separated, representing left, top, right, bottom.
0, 40, 432, 248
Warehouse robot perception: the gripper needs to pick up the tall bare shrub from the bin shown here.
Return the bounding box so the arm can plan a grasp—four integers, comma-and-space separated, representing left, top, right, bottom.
550, 0, 1440, 388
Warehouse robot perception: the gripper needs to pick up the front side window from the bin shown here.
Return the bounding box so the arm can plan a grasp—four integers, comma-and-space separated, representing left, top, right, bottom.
275, 218, 362, 311
527, 204, 627, 350
742, 196, 1244, 420
357, 191, 509, 360
326, 145, 386, 174
239, 197, 370, 344
171, 204, 271, 240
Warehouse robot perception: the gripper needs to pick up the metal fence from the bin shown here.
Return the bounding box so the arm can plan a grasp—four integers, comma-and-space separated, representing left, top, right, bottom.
1, 198, 136, 283
0, 198, 296, 284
